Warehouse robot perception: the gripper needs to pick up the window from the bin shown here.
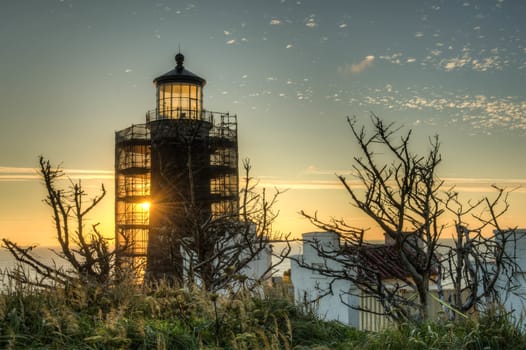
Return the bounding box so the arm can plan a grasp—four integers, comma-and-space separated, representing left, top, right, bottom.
157, 83, 202, 119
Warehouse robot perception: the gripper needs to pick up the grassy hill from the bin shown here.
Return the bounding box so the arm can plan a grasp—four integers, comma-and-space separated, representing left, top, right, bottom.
0, 276, 524, 349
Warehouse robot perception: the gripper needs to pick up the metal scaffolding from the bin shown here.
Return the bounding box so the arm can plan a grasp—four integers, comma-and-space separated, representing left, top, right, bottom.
115, 111, 238, 276
209, 112, 239, 217
115, 123, 151, 274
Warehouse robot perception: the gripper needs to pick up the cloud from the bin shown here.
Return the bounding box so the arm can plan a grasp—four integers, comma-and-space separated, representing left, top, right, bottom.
442, 178, 526, 193
255, 175, 526, 194
304, 15, 317, 28
338, 55, 375, 75
358, 86, 526, 133
304, 165, 353, 176
378, 45, 508, 73
423, 46, 506, 72
270, 19, 281, 25
257, 179, 345, 190
0, 166, 113, 182
379, 53, 403, 65
443, 57, 470, 71
267, 166, 526, 193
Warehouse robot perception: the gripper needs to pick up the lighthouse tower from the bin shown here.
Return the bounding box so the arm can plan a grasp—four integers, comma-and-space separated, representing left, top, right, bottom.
115, 54, 239, 282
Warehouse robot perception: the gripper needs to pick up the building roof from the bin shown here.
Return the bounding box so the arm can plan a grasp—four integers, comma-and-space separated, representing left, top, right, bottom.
344, 243, 440, 281
153, 53, 206, 86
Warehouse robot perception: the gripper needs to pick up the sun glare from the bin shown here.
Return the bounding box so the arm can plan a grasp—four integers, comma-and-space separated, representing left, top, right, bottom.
140, 201, 150, 211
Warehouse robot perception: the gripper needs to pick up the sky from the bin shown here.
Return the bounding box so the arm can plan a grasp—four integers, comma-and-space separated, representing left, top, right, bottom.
0, 0, 525, 246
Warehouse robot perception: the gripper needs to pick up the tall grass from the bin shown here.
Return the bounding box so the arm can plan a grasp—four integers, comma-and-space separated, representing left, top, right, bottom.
357, 311, 526, 350
0, 272, 524, 349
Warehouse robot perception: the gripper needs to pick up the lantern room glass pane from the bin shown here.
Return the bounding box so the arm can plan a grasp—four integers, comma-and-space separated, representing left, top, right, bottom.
189, 85, 197, 99
157, 83, 202, 119
181, 84, 190, 98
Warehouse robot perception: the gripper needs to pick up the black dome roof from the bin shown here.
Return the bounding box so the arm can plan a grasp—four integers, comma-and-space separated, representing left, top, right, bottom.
153, 53, 206, 86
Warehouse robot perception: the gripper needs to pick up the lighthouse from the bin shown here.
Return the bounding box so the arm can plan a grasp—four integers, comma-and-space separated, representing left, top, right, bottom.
115, 54, 239, 282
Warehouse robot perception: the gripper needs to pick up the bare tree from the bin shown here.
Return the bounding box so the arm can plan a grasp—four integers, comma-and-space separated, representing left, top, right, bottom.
441, 186, 520, 315
178, 159, 291, 292
142, 114, 291, 291
2, 156, 128, 289
295, 115, 519, 322
146, 152, 291, 292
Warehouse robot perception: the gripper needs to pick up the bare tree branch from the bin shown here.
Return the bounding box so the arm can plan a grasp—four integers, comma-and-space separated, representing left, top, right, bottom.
2, 156, 130, 289
296, 115, 520, 322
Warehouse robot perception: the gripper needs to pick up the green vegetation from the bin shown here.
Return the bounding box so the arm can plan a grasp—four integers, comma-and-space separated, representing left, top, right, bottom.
0, 277, 524, 349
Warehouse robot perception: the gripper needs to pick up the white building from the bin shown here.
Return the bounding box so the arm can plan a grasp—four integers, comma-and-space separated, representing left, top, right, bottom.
290, 232, 360, 326
499, 229, 526, 326
291, 231, 465, 331
290, 232, 395, 331
291, 229, 526, 331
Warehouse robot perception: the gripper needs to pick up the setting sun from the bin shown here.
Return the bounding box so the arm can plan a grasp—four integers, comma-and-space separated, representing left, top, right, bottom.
140, 202, 150, 211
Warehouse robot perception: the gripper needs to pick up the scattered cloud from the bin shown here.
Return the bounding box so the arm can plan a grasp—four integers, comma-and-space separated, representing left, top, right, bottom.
442, 178, 526, 194
379, 53, 403, 65
258, 168, 526, 193
363, 91, 526, 132
226, 39, 236, 45
304, 165, 353, 176
0, 167, 113, 182
270, 19, 281, 25
257, 179, 345, 190
338, 55, 375, 75
304, 15, 317, 28
470, 57, 502, 71
443, 57, 470, 71
378, 46, 508, 73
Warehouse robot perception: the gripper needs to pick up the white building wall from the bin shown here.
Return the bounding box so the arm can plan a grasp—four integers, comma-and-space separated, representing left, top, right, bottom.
290, 232, 359, 326
242, 244, 273, 284
291, 229, 526, 330
499, 229, 526, 327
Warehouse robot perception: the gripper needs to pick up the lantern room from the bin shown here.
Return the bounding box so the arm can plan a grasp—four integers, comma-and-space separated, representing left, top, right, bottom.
153, 53, 205, 120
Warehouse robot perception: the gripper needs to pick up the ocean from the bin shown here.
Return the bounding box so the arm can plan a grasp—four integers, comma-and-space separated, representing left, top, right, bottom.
0, 244, 294, 282
0, 246, 65, 270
